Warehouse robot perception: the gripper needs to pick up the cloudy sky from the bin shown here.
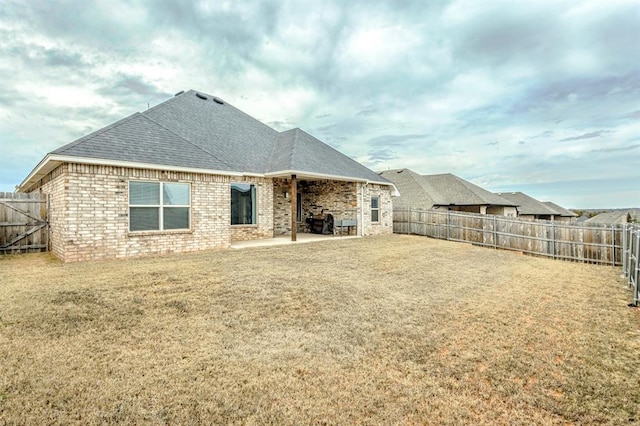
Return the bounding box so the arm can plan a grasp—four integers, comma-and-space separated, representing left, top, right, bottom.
1, 0, 638, 208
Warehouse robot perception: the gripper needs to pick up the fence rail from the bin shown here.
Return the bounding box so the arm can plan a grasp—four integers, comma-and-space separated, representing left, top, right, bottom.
0, 192, 49, 254
394, 208, 626, 264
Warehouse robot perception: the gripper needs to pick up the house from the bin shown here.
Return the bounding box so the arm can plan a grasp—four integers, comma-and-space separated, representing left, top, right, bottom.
378, 168, 518, 216
18, 90, 397, 262
496, 192, 574, 222
542, 201, 578, 223
584, 209, 640, 225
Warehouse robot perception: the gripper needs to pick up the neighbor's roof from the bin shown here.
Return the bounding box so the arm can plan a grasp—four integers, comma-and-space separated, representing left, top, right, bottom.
19, 90, 393, 191
496, 192, 559, 216
584, 208, 640, 224
379, 169, 517, 209
542, 201, 578, 217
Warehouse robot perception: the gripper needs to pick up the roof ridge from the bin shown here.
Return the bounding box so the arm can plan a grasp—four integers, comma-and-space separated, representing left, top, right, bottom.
139, 114, 233, 169
289, 128, 301, 171
144, 89, 191, 114
53, 112, 142, 154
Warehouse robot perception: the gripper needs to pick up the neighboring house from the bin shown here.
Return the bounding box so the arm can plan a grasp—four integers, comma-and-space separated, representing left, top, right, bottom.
542, 201, 578, 223
496, 192, 574, 222
379, 169, 518, 216
18, 90, 397, 262
584, 209, 640, 225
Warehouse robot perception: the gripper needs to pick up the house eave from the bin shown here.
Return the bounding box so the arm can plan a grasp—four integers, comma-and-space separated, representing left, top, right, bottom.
265, 169, 400, 195
17, 154, 248, 192
19, 156, 401, 196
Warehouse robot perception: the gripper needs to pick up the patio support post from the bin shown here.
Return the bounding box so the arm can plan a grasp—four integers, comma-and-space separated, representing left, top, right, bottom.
291, 174, 297, 241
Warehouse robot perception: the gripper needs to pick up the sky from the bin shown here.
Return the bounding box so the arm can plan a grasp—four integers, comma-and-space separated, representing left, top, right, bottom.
0, 0, 638, 209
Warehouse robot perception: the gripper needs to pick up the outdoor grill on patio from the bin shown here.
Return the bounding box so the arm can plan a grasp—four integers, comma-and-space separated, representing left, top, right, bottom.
307, 213, 334, 234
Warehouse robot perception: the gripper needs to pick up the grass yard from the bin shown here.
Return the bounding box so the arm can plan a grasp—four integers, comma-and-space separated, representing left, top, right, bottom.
1, 234, 639, 424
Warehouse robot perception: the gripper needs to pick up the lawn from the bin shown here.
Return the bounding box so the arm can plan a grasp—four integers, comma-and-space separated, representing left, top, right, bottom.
1, 234, 638, 424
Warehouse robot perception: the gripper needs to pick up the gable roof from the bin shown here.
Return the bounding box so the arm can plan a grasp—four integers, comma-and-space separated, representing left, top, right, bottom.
379, 168, 517, 209
584, 208, 640, 224
496, 192, 559, 216
19, 90, 394, 191
542, 201, 578, 217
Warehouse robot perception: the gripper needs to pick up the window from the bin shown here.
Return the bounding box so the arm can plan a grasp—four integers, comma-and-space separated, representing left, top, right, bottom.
296, 193, 303, 221
371, 196, 380, 223
129, 181, 190, 231
231, 183, 256, 225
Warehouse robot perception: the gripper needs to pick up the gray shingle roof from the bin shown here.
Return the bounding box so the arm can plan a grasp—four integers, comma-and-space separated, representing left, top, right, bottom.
542, 201, 578, 217
268, 128, 386, 182
496, 192, 559, 216
52, 113, 228, 171
379, 169, 517, 208
584, 209, 640, 224
37, 90, 392, 187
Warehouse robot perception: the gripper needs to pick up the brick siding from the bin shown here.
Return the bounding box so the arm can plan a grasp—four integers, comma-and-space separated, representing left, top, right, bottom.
30, 164, 392, 261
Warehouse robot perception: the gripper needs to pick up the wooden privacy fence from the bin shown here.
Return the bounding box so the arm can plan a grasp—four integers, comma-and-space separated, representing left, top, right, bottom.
393, 208, 624, 266
0, 192, 49, 254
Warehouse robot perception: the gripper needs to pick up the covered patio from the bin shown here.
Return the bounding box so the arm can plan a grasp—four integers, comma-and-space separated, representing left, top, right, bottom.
272, 175, 362, 241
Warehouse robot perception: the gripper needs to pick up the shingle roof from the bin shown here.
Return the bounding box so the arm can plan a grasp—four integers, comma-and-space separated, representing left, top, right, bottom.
542, 201, 578, 217
496, 192, 559, 216
23, 90, 393, 189
52, 113, 228, 171
268, 128, 385, 182
584, 209, 640, 224
379, 169, 517, 208
143, 90, 278, 173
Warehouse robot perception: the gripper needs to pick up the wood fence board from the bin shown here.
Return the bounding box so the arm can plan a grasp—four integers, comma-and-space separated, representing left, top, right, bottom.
0, 192, 49, 254
394, 208, 623, 266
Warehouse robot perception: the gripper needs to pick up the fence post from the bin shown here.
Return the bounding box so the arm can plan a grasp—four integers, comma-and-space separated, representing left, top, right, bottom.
446, 211, 450, 240
611, 225, 616, 266
493, 215, 497, 249
551, 222, 556, 260
634, 230, 640, 306
622, 224, 628, 278
407, 208, 411, 235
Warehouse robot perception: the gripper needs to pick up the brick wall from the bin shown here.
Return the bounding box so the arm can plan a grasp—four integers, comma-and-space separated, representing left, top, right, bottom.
273, 178, 393, 237
273, 178, 359, 235
38, 164, 67, 259
229, 177, 274, 241
32, 164, 239, 262
29, 163, 393, 261
362, 183, 394, 236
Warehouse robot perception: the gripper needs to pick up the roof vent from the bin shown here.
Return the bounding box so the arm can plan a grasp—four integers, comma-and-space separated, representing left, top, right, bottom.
196, 93, 208, 100
213, 97, 224, 105
174, 90, 184, 96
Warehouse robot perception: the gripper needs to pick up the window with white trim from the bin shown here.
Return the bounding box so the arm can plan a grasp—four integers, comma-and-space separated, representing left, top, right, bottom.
371, 196, 380, 223
129, 181, 190, 231
231, 183, 256, 225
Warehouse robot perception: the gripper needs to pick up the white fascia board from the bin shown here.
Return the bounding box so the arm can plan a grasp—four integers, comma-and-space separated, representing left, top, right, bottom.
266, 169, 397, 189
266, 169, 400, 196
265, 169, 367, 182
18, 154, 247, 192
17, 154, 60, 192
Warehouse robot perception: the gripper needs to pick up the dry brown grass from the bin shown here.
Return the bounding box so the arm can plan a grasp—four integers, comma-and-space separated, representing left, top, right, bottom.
1, 234, 638, 425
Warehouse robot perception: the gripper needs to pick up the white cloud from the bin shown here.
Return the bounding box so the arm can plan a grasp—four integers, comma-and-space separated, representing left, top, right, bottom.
0, 0, 638, 208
